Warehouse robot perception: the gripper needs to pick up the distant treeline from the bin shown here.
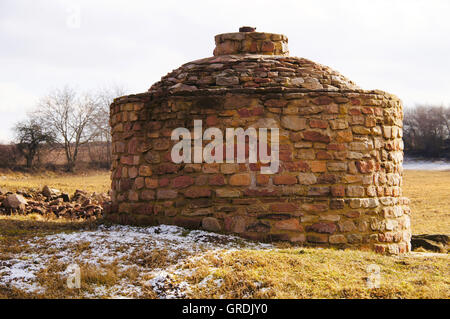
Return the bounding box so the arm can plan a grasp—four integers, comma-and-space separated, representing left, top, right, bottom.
0, 142, 111, 170
403, 105, 450, 159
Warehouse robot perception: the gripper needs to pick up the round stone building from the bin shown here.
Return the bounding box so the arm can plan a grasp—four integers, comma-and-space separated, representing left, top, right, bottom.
108, 27, 411, 254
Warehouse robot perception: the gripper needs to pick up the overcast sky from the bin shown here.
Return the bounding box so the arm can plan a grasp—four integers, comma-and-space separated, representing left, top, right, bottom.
1, 0, 450, 142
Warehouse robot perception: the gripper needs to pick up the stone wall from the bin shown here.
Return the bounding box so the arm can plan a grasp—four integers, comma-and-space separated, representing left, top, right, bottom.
108, 87, 411, 254
214, 31, 289, 56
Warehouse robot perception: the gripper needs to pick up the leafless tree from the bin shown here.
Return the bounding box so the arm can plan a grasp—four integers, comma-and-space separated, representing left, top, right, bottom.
35, 86, 100, 171
91, 85, 127, 167
13, 118, 55, 168
403, 105, 450, 158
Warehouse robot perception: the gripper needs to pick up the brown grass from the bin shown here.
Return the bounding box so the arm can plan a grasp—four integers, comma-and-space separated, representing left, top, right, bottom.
403, 170, 450, 234
184, 248, 449, 299
0, 169, 449, 299
0, 170, 110, 194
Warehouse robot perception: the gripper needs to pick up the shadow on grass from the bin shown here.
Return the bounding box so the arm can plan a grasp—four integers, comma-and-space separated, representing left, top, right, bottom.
0, 215, 101, 239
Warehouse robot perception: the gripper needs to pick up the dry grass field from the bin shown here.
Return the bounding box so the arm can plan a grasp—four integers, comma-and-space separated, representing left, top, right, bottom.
0, 169, 110, 194
403, 170, 450, 234
0, 169, 448, 299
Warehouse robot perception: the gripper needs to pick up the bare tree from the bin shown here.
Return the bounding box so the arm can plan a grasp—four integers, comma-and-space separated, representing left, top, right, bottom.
14, 118, 55, 168
403, 105, 450, 158
92, 85, 127, 167
35, 86, 100, 171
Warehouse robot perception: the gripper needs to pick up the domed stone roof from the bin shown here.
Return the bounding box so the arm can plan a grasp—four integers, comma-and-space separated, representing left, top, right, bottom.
148, 27, 360, 94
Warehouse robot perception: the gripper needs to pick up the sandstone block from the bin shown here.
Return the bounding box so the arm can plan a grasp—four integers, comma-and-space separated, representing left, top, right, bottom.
184, 187, 212, 198
202, 217, 222, 232
229, 173, 251, 186
274, 218, 303, 232
307, 222, 337, 234
157, 189, 178, 200
273, 175, 298, 185
281, 116, 307, 131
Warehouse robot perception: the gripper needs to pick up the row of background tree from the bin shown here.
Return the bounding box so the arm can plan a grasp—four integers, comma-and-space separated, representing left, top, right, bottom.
0, 85, 125, 172
1, 87, 450, 171
403, 105, 450, 158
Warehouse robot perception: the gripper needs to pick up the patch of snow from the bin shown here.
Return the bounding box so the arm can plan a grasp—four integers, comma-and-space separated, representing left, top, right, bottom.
403, 159, 450, 170
0, 224, 272, 298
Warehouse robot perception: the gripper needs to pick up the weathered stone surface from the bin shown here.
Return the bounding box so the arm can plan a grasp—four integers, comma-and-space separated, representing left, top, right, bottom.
298, 173, 317, 185
270, 203, 298, 212
281, 116, 307, 131
216, 76, 239, 86
42, 185, 60, 198
329, 234, 347, 244
227, 173, 250, 186
274, 218, 303, 232
171, 176, 194, 188
215, 188, 241, 198
184, 187, 211, 198
202, 217, 222, 232
157, 189, 178, 199
307, 234, 328, 243
303, 131, 330, 143
273, 175, 298, 185
3, 194, 27, 209
307, 222, 337, 234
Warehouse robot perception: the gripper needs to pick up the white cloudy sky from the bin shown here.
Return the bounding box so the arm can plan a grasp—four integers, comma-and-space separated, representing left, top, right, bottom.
1, 0, 450, 142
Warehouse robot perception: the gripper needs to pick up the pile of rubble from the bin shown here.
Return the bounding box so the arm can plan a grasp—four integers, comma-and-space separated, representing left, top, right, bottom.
0, 185, 110, 220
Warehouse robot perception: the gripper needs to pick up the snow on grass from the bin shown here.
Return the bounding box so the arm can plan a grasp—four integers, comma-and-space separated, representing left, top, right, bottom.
403, 159, 450, 170
0, 224, 272, 298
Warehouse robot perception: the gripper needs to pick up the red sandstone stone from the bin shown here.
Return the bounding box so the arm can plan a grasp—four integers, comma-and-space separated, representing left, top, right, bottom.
313, 96, 333, 105
303, 131, 331, 143
270, 202, 298, 212
309, 161, 327, 173
229, 173, 251, 186
157, 189, 178, 200
171, 176, 194, 188
356, 160, 375, 173
156, 163, 179, 174
336, 130, 353, 142
158, 178, 170, 187
307, 222, 337, 234
316, 151, 332, 160
274, 218, 303, 232
256, 174, 270, 185
208, 174, 226, 186
140, 190, 155, 200
284, 160, 309, 172
206, 115, 219, 126
307, 234, 328, 243
301, 203, 328, 212
309, 119, 328, 129
331, 185, 345, 197
264, 99, 288, 107
273, 175, 298, 185
184, 187, 212, 198
145, 178, 158, 189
